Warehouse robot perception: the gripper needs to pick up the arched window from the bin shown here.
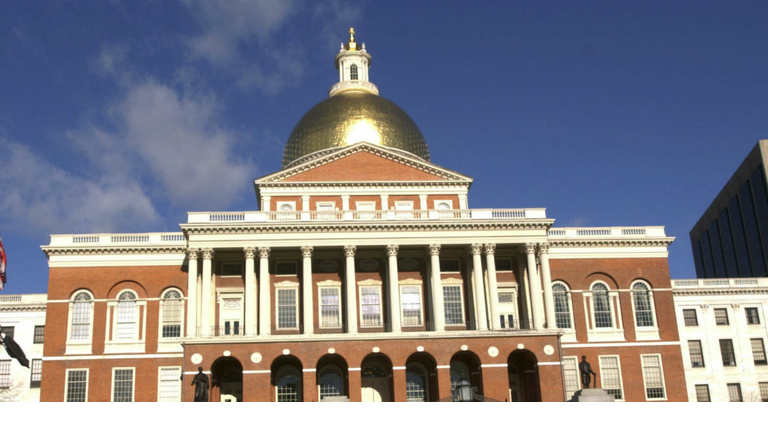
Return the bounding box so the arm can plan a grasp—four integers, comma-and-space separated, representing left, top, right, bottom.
552, 282, 572, 329
450, 359, 471, 401
276, 365, 301, 402
350, 64, 358, 80
318, 365, 344, 400
632, 281, 654, 327
116, 291, 138, 340
71, 291, 93, 341
591, 282, 613, 328
405, 363, 428, 402
161, 289, 183, 338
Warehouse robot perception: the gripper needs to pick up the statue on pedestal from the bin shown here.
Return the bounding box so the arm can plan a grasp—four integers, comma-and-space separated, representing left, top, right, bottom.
579, 355, 597, 389
191, 367, 209, 402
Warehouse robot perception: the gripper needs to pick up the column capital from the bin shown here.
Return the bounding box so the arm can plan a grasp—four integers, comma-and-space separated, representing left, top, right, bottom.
483, 243, 496, 256
386, 244, 399, 257
258, 247, 271, 259
731, 303, 741, 310
525, 243, 537, 255
201, 248, 214, 260
301, 246, 314, 258
344, 245, 356, 257
700, 304, 709, 310
537, 243, 549, 256
468, 243, 484, 256
244, 247, 256, 259
187, 248, 200, 260
427, 244, 441, 256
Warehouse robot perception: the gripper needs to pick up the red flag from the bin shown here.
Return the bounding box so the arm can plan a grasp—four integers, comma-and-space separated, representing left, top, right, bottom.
0, 233, 6, 290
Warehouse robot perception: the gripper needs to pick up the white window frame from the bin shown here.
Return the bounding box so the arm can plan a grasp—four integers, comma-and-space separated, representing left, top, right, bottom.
66, 290, 95, 355
395, 200, 415, 219
157, 366, 182, 402
65, 368, 89, 402
434, 200, 453, 210
400, 283, 424, 328
0, 359, 10, 389
598, 355, 625, 401
562, 356, 581, 400
275, 281, 300, 330
111, 367, 136, 402
359, 281, 383, 329
317, 281, 343, 330
551, 281, 576, 342
105, 289, 147, 354
217, 290, 244, 336
220, 262, 243, 278
630, 280, 660, 340
497, 284, 518, 329
640, 354, 667, 401
442, 278, 466, 327
584, 281, 624, 342
276, 201, 297, 220
158, 288, 185, 347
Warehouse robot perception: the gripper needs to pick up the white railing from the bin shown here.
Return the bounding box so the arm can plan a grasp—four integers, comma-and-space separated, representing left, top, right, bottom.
49, 232, 186, 247
672, 278, 768, 289
187, 208, 548, 223
329, 80, 380, 96
548, 226, 667, 239
209, 212, 245, 222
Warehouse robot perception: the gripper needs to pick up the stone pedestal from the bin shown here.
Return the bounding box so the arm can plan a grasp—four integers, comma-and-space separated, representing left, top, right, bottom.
569, 388, 615, 402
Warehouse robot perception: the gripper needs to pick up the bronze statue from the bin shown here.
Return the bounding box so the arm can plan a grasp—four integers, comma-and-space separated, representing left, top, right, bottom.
579, 355, 597, 389
191, 367, 209, 402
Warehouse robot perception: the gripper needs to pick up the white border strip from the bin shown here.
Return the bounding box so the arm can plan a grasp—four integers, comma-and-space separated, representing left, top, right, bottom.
392, 366, 406, 370
562, 341, 681, 348
348, 367, 361, 371
537, 361, 561, 366
436, 365, 450, 369
302, 368, 317, 373
480, 364, 508, 368
45, 353, 183, 361
243, 370, 271, 374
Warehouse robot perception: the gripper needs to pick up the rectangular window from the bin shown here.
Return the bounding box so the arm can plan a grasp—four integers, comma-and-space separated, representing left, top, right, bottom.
498, 289, 516, 329
116, 301, 137, 340
319, 286, 342, 329
112, 368, 134, 402
30, 359, 42, 388
72, 301, 91, 341
66, 369, 88, 402
695, 384, 710, 402
443, 285, 464, 325
275, 261, 297, 276
715, 308, 729, 325
162, 298, 182, 339
440, 259, 460, 273
720, 339, 737, 367
598, 356, 624, 400
727, 383, 742, 402
223, 320, 241, 335
494, 258, 512, 271
221, 262, 243, 277
562, 357, 581, 400
751, 338, 767, 365
746, 307, 761, 325
683, 309, 698, 326
277, 288, 298, 330
34, 326, 45, 344
401, 286, 422, 327
2, 326, 14, 340
688, 340, 705, 368
759, 382, 768, 402
0, 360, 10, 388
641, 355, 666, 400
360, 286, 382, 328
158, 367, 181, 402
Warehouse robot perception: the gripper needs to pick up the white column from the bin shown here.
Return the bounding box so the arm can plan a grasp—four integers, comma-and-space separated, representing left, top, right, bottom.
380, 195, 389, 211
428, 244, 445, 332
459, 194, 468, 210
419, 194, 428, 210
301, 246, 314, 335
342, 195, 350, 211
200, 248, 214, 337
262, 196, 271, 212
186, 249, 199, 337
538, 244, 556, 329
484, 244, 500, 330
525, 243, 545, 330
386, 245, 401, 333
244, 247, 257, 336
345, 245, 359, 334
258, 247, 271, 336
470, 244, 489, 330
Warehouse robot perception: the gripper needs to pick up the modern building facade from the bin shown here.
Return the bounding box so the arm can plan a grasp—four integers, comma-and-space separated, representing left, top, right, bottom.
690, 140, 768, 279
39, 29, 687, 402
0, 293, 46, 402
672, 278, 768, 402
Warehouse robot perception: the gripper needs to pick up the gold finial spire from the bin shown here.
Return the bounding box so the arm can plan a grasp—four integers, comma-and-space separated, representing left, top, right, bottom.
346, 27, 357, 51
349, 27, 355, 42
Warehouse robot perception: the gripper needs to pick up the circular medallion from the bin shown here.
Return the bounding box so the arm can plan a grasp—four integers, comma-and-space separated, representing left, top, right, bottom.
360, 259, 379, 272
417, 346, 424, 352
251, 352, 263, 364
488, 346, 499, 357
319, 260, 339, 272
223, 350, 231, 357
399, 258, 418, 271
328, 348, 336, 354
282, 349, 291, 355
516, 343, 525, 350
191, 353, 203, 365
543, 345, 555, 356
372, 347, 380, 353
460, 345, 468, 351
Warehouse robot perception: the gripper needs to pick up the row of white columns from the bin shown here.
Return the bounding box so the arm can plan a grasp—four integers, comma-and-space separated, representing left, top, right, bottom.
185, 242, 557, 337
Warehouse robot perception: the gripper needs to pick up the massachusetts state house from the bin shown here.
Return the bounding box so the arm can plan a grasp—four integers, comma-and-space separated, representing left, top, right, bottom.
39, 29, 687, 402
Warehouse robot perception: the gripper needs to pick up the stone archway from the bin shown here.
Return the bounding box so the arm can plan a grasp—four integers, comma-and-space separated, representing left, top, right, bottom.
449, 351, 484, 401
316, 354, 349, 401
211, 356, 243, 402
271, 355, 304, 402
405, 352, 439, 402
507, 349, 540, 402
360, 353, 393, 402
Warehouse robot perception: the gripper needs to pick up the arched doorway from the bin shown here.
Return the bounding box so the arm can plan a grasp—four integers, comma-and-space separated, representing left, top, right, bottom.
361, 353, 393, 402
271, 355, 303, 402
405, 352, 438, 402
507, 350, 540, 402
317, 354, 349, 401
449, 351, 483, 401
211, 357, 243, 402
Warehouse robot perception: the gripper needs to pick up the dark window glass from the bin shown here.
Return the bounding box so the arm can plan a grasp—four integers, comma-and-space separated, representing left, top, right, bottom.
720, 339, 737, 367
30, 359, 42, 388
751, 339, 767, 365
728, 383, 742, 402
695, 384, 710, 402
1, 326, 14, 340
688, 340, 705, 367
718, 208, 739, 277
34, 326, 45, 344
700, 231, 715, 278
683, 309, 698, 326
692, 239, 706, 278
709, 221, 727, 277
746, 307, 761, 324
494, 258, 512, 271
739, 181, 766, 276
715, 308, 729, 325
750, 167, 768, 273
729, 196, 752, 276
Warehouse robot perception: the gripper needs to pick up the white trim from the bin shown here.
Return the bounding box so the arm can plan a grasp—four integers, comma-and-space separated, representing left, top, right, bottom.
640, 353, 667, 401
598, 355, 624, 401
46, 353, 184, 361
66, 290, 95, 355
302, 368, 317, 373
359, 282, 384, 329
536, 361, 563, 366
630, 280, 660, 341
436, 365, 451, 369
348, 367, 362, 371
400, 284, 424, 327
275, 282, 300, 330
243, 370, 271, 374
392, 366, 406, 370
64, 368, 89, 402
562, 341, 681, 348
317, 281, 343, 330
442, 282, 466, 327
157, 366, 182, 402
584, 281, 625, 342
480, 363, 509, 368
111, 366, 136, 402
158, 287, 185, 343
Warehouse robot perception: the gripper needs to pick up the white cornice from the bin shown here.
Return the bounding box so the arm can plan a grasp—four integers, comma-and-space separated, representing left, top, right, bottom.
548, 238, 675, 248
673, 288, 768, 296
42, 245, 187, 257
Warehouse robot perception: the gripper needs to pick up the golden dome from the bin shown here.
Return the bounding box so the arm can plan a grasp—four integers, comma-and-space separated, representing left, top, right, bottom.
283, 91, 430, 168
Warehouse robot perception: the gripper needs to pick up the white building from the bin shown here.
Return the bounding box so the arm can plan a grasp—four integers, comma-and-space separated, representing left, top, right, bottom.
673, 278, 768, 402
0, 293, 46, 402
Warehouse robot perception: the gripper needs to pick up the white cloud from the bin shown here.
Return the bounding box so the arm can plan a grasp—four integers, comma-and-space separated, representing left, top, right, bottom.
0, 141, 160, 234
313, 0, 363, 50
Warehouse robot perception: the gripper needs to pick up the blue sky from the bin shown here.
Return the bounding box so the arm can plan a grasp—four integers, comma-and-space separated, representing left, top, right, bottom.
2, 1, 768, 294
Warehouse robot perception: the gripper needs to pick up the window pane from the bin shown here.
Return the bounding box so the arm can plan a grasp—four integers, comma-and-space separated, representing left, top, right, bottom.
759, 382, 768, 402
320, 287, 341, 329
443, 285, 464, 325
727, 383, 742, 402
116, 292, 137, 340
751, 339, 767, 365
632, 282, 654, 327
715, 308, 729, 325
406, 365, 427, 402
683, 309, 698, 326
688, 340, 705, 367
695, 384, 710, 402
30, 359, 42, 388
562, 357, 580, 400
360, 287, 382, 328
553, 284, 571, 329
318, 368, 343, 400
641, 355, 665, 399
720, 339, 737, 367
162, 291, 182, 338
66, 370, 88, 402
277, 289, 297, 329
0, 360, 10, 388
592, 283, 612, 328
598, 356, 623, 400
158, 367, 181, 402
72, 295, 92, 340
401, 287, 422, 327
113, 369, 134, 402
746, 308, 761, 325
34, 326, 45, 344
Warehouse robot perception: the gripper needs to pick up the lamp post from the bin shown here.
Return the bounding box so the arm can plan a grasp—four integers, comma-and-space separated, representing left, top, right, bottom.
457, 379, 474, 402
